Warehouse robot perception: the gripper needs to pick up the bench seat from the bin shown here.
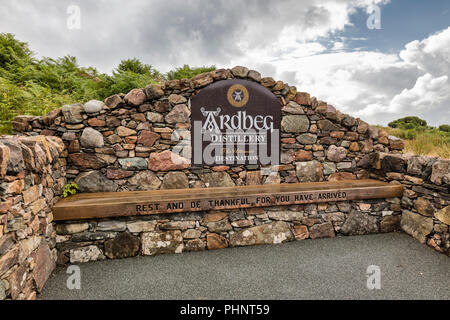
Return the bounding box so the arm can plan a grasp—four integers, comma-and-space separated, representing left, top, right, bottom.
53, 179, 403, 221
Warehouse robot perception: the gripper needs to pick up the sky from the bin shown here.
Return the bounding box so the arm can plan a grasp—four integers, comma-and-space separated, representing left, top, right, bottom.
0, 0, 449, 126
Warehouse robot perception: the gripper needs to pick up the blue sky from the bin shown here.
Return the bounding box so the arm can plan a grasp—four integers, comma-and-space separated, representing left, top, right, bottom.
337, 0, 450, 53
0, 0, 449, 126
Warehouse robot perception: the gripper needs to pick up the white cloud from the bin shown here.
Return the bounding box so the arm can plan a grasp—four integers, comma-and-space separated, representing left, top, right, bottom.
400, 28, 450, 77
244, 27, 450, 126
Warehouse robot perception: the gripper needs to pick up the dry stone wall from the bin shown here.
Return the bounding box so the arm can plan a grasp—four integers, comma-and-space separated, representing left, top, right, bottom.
12, 66, 405, 191
2, 66, 448, 298
0, 135, 66, 300
54, 199, 402, 264
367, 153, 449, 254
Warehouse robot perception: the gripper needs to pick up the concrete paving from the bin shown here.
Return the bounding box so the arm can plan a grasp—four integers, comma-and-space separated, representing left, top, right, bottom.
39, 232, 449, 300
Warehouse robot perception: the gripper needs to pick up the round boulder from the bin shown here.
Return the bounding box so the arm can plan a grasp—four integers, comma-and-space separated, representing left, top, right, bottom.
83, 100, 104, 114
80, 127, 104, 148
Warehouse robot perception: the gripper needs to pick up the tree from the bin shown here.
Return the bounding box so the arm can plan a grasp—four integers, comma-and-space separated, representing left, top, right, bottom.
388, 116, 427, 129
0, 33, 34, 70
167, 64, 216, 80
115, 58, 163, 79
439, 124, 450, 132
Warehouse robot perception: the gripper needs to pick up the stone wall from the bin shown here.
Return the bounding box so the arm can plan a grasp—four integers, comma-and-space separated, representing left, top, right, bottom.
55, 198, 402, 264
12, 66, 404, 192
0, 135, 66, 300
2, 66, 448, 297
365, 153, 449, 255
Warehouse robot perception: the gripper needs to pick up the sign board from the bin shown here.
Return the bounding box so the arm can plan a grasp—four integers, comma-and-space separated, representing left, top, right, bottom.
191, 79, 281, 166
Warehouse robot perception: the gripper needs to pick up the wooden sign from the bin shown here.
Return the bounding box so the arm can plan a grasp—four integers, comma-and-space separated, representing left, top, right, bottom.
53, 180, 403, 221
190, 79, 281, 166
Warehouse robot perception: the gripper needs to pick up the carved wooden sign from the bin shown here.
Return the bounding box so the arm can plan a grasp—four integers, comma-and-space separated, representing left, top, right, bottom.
190, 79, 281, 166
53, 180, 403, 221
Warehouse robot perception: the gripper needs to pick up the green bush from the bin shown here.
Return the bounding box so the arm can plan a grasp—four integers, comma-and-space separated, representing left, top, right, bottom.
167, 64, 216, 80
0, 33, 166, 134
388, 116, 427, 129
439, 124, 450, 132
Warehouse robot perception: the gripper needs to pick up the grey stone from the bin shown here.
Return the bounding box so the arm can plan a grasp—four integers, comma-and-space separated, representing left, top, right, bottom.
118, 158, 148, 170
296, 133, 317, 145
70, 245, 105, 264
2, 140, 24, 174
401, 210, 433, 244
184, 239, 206, 252
407, 155, 428, 176
323, 162, 337, 175
198, 172, 235, 187
56, 223, 89, 235
282, 102, 305, 115
147, 112, 164, 123
295, 161, 323, 182
75, 171, 118, 193
247, 70, 261, 82
382, 155, 406, 173
83, 100, 104, 113
127, 221, 157, 233
326, 145, 348, 162
144, 84, 164, 100
203, 219, 232, 233
159, 221, 196, 230
431, 160, 450, 185
62, 104, 84, 124
141, 230, 183, 256
62, 132, 76, 141
80, 128, 104, 148
97, 221, 126, 232
161, 172, 189, 189
230, 221, 293, 246
317, 119, 341, 132
267, 210, 303, 221
281, 115, 309, 133
71, 232, 117, 242
0, 234, 15, 256
342, 115, 357, 127
168, 94, 187, 105
182, 229, 202, 239
229, 210, 247, 221
129, 171, 161, 190
231, 66, 249, 78
341, 210, 379, 236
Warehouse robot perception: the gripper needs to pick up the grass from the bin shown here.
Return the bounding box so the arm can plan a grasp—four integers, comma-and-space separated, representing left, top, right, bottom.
378, 126, 450, 159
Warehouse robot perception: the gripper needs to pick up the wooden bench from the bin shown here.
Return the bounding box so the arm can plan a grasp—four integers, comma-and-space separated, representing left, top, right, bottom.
53, 179, 403, 221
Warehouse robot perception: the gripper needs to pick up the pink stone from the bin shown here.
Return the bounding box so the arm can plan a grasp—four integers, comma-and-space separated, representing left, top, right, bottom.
137, 130, 160, 147
125, 88, 146, 106
148, 150, 190, 171
326, 145, 348, 162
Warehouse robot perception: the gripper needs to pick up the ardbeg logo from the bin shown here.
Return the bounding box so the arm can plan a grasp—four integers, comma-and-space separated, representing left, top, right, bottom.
227, 84, 249, 107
